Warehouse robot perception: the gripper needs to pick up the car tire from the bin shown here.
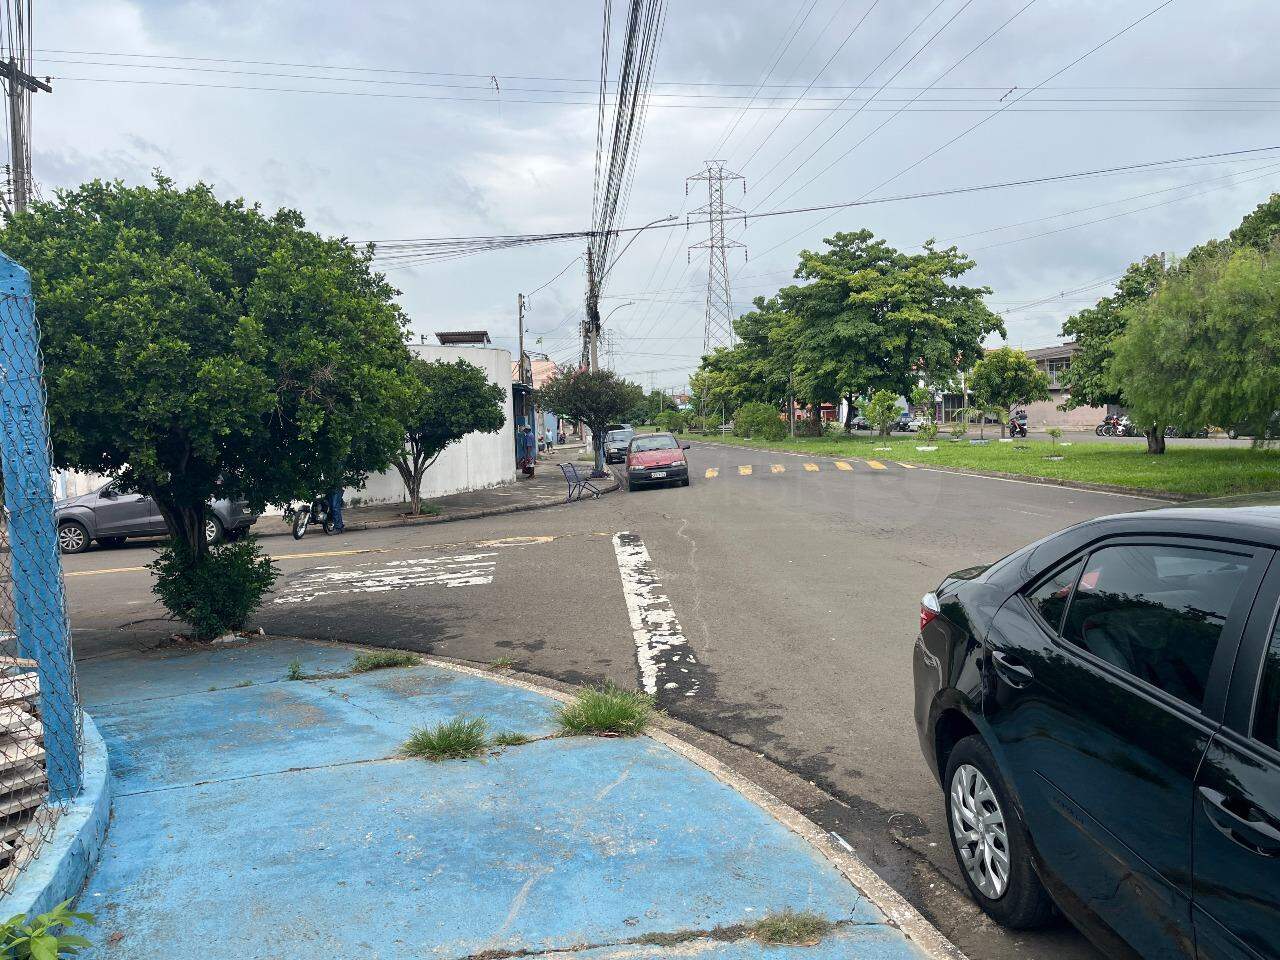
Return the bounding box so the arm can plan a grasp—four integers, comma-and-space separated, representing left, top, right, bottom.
680, 477, 690, 487
99, 536, 127, 548
944, 735, 1055, 930
205, 515, 224, 546
57, 521, 91, 554
1227, 428, 1239, 440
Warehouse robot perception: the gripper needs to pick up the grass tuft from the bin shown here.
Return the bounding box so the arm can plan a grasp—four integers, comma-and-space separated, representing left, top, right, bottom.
490, 656, 516, 670
750, 910, 833, 946
557, 683, 654, 737
402, 717, 488, 761
235, 679, 253, 688
349, 650, 422, 673
286, 658, 305, 681
490, 731, 533, 747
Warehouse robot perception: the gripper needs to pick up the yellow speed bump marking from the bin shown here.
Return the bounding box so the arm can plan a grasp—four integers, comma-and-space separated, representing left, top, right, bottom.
770, 464, 785, 473
896, 462, 918, 470
705, 467, 718, 479
834, 460, 854, 471
803, 463, 819, 472
738, 465, 752, 476
865, 459, 887, 470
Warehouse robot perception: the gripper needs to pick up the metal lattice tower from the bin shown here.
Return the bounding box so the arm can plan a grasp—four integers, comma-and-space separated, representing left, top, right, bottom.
687, 161, 746, 354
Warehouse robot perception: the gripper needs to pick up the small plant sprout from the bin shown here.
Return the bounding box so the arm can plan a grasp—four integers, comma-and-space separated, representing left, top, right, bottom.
286, 659, 305, 681
0, 900, 95, 957
750, 909, 833, 946
557, 683, 654, 737
1047, 426, 1063, 447
348, 650, 421, 673
402, 717, 489, 761
490, 656, 515, 670
490, 731, 532, 747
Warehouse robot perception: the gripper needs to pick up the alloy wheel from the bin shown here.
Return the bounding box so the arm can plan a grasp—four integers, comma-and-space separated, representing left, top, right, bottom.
205, 519, 219, 544
58, 524, 86, 553
950, 763, 1011, 900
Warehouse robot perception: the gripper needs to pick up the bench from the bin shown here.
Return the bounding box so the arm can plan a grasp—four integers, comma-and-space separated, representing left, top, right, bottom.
559, 463, 607, 503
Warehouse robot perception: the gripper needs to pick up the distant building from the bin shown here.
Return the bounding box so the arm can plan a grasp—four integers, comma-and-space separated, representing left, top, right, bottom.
434, 330, 492, 347
1018, 341, 1110, 429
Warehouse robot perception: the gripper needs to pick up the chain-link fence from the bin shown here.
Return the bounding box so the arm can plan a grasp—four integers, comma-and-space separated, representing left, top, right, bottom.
0, 253, 82, 893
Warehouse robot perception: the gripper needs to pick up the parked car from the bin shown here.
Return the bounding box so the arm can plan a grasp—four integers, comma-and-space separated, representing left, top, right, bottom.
625, 433, 690, 490
55, 482, 257, 553
603, 427, 636, 463
849, 414, 870, 431
890, 412, 916, 432
914, 494, 1280, 958
1227, 413, 1280, 440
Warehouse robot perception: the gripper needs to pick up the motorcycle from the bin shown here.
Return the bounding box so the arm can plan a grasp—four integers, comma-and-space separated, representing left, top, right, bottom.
282, 495, 335, 540
1095, 414, 1131, 437
1007, 411, 1028, 438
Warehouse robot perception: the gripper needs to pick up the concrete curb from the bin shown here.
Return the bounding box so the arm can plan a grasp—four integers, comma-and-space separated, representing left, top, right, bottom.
0, 713, 111, 919
692, 439, 1181, 502
411, 653, 967, 960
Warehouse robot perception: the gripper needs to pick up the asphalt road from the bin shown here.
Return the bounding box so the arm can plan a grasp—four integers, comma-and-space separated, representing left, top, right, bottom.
63, 444, 1162, 960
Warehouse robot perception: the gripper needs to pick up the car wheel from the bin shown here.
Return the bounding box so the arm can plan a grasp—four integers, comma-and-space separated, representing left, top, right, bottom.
57, 521, 90, 554
205, 515, 224, 546
1227, 428, 1239, 440
99, 536, 127, 548
945, 735, 1055, 929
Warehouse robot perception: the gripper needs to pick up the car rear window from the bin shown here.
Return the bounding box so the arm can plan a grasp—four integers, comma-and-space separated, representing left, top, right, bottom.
1059, 544, 1249, 709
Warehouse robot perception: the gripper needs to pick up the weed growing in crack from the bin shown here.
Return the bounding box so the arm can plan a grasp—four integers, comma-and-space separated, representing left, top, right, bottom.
235, 680, 253, 688
490, 731, 532, 747
403, 717, 488, 761
557, 684, 653, 737
490, 656, 516, 670
286, 659, 305, 681
349, 650, 421, 673
750, 910, 832, 946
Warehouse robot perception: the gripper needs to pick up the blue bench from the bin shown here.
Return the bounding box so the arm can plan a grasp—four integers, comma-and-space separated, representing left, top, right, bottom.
560, 462, 607, 503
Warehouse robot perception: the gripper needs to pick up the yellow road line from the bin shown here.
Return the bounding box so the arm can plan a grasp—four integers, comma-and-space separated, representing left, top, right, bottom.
803, 463, 819, 472
896, 462, 918, 469
771, 464, 785, 473
835, 460, 854, 471
705, 467, 719, 479
865, 459, 887, 470
738, 465, 752, 476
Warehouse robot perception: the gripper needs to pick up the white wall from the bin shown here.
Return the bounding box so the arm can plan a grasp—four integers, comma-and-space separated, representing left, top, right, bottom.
353, 343, 516, 505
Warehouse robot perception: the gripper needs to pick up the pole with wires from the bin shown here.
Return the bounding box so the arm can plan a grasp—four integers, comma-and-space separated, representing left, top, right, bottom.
0, 2, 50, 217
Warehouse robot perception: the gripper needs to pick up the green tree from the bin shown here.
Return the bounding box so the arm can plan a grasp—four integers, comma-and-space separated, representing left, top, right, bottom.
0, 175, 413, 558
655, 408, 685, 434
969, 347, 1051, 437
732, 401, 786, 440
539, 369, 644, 472
393, 357, 506, 515
1111, 247, 1280, 450
864, 390, 903, 437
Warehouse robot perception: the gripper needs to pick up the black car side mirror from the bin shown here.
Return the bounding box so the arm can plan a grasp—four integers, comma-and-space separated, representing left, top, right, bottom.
680, 441, 691, 450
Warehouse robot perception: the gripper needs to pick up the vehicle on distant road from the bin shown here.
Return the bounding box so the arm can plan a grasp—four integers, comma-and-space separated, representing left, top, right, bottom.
603, 427, 637, 463
55, 482, 256, 553
890, 412, 916, 432
914, 495, 1280, 958
1227, 413, 1280, 440
1008, 409, 1028, 438
625, 432, 690, 490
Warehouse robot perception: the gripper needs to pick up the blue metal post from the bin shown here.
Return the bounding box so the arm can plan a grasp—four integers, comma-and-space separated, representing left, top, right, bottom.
0, 252, 81, 800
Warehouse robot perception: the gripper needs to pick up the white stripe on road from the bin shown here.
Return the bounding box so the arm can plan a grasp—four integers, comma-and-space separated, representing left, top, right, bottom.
272, 552, 498, 604
612, 532, 700, 698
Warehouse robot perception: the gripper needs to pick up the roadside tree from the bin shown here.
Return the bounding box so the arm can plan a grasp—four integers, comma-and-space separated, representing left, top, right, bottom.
863, 390, 903, 437
539, 369, 644, 472
655, 409, 685, 434
732, 401, 786, 440
968, 347, 1051, 438
393, 357, 506, 515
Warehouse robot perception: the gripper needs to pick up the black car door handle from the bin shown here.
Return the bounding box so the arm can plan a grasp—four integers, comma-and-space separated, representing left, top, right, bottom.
1199, 786, 1280, 857
990, 649, 1034, 687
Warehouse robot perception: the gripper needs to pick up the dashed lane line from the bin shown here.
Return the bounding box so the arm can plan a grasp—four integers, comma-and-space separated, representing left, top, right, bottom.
705, 467, 718, 479
738, 465, 752, 476
803, 463, 820, 472
865, 459, 888, 470
835, 460, 854, 471
897, 462, 918, 470
770, 464, 785, 473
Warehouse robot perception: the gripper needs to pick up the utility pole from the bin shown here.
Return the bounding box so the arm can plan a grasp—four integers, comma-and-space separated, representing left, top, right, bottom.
687, 160, 746, 355
582, 248, 601, 371
0, 10, 52, 218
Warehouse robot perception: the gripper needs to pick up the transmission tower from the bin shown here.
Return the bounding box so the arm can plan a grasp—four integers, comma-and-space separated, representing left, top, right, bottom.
687, 161, 746, 354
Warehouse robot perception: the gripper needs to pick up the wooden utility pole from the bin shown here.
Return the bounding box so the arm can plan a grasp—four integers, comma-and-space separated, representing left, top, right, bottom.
0, 56, 51, 216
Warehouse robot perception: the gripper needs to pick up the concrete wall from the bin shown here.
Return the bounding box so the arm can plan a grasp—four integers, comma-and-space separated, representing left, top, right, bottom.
1023, 394, 1107, 430
353, 343, 516, 505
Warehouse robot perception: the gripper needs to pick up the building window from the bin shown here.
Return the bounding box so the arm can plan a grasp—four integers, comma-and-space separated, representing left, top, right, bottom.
1045, 357, 1070, 389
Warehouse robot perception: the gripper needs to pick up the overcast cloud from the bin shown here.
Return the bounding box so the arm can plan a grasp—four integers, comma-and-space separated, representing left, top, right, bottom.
30, 0, 1280, 390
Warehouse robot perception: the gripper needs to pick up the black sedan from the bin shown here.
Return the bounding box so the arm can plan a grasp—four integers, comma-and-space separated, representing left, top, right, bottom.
914, 495, 1280, 959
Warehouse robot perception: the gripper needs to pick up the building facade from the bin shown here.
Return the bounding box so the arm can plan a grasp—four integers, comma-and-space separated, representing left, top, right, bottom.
1017, 341, 1109, 430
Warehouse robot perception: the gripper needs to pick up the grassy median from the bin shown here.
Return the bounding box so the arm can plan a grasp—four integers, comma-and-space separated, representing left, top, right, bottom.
701, 434, 1280, 498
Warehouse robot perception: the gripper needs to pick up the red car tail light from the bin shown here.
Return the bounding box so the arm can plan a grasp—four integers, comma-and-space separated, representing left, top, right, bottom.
920, 592, 941, 632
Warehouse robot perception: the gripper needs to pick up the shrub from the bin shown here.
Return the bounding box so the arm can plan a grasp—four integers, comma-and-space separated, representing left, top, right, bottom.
1047, 426, 1063, 446
917, 422, 940, 443
491, 731, 533, 747
0, 900, 95, 958
864, 390, 903, 436
750, 910, 832, 946
654, 409, 685, 434
149, 536, 279, 641
402, 717, 489, 761
349, 651, 421, 673
557, 683, 654, 736
733, 402, 786, 441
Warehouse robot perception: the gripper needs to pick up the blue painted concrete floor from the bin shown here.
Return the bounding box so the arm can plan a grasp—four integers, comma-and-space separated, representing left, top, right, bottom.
75, 637, 926, 959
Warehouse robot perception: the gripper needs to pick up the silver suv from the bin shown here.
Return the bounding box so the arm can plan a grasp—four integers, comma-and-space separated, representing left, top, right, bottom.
54, 482, 257, 554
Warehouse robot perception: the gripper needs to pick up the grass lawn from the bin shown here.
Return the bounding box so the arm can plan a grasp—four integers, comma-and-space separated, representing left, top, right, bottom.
701, 433, 1280, 499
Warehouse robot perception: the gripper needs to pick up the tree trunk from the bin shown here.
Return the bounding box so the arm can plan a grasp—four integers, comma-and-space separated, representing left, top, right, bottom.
392, 451, 420, 514
154, 497, 208, 560
1145, 425, 1166, 455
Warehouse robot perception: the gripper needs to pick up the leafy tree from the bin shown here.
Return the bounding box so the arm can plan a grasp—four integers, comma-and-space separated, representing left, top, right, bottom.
1228, 192, 1280, 253
969, 347, 1051, 437
393, 357, 506, 515
732, 401, 786, 440
655, 408, 685, 434
539, 369, 644, 471
1111, 247, 1280, 450
864, 390, 903, 437
909, 385, 934, 423
0, 174, 413, 576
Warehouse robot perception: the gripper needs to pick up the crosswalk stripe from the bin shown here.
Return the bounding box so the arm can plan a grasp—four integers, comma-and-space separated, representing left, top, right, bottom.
738, 465, 752, 476
705, 467, 718, 479
803, 463, 819, 472
897, 462, 917, 469
771, 464, 785, 473
834, 460, 853, 471
865, 459, 887, 470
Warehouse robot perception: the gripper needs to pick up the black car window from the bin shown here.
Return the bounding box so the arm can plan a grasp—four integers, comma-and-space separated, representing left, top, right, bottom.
1253, 612, 1280, 751
1060, 544, 1249, 709
1025, 558, 1084, 634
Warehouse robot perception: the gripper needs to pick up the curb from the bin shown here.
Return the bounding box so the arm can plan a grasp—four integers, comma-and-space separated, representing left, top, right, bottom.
692, 439, 1181, 502
0, 713, 111, 919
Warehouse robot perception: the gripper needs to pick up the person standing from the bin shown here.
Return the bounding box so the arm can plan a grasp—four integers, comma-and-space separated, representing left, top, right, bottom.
327, 484, 345, 532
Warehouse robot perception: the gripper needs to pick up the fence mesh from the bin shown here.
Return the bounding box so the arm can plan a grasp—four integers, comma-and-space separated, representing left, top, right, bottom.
0, 261, 82, 894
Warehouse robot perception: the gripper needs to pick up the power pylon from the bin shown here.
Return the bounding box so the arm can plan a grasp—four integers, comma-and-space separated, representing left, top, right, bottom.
687, 161, 746, 354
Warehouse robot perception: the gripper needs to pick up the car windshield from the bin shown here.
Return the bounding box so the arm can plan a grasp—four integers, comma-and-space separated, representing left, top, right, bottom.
605, 430, 633, 442
631, 435, 678, 452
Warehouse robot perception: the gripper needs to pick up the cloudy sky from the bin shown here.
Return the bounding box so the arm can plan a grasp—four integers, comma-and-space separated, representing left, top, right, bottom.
30, 0, 1280, 391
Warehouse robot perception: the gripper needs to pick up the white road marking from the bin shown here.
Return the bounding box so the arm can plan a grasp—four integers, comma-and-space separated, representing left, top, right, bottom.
272, 552, 498, 604
612, 532, 701, 698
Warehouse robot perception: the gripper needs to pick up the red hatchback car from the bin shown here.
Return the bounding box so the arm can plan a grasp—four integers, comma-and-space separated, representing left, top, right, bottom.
625, 433, 690, 490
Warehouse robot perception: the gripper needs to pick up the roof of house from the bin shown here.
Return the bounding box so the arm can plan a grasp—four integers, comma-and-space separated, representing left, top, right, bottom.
435, 330, 491, 346
1022, 340, 1079, 361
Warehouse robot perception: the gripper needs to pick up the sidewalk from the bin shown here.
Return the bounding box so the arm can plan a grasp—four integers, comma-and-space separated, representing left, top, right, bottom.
256, 444, 615, 538
73, 636, 940, 959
